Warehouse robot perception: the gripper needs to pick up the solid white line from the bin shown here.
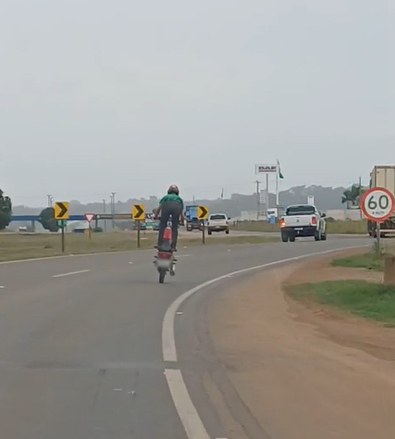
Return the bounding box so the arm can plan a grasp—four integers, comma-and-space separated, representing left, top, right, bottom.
52, 269, 91, 278
0, 286, 5, 289
162, 244, 367, 439
165, 369, 210, 439
0, 250, 137, 265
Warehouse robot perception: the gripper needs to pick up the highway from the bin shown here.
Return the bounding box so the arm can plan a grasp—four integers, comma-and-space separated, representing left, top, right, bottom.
0, 237, 368, 439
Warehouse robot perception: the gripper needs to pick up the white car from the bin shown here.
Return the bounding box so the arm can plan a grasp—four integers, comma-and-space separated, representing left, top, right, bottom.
207, 213, 230, 235
280, 204, 327, 242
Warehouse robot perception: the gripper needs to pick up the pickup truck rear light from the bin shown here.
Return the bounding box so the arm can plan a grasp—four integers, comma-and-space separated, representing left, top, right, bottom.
280, 218, 286, 228
311, 216, 317, 225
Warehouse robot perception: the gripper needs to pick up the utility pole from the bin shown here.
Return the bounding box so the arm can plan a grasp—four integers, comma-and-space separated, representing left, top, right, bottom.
266, 173, 270, 216
102, 199, 107, 232
256, 180, 261, 220
110, 192, 116, 230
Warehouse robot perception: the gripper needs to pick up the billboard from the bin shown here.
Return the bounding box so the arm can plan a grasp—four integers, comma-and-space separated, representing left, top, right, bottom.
255, 164, 277, 174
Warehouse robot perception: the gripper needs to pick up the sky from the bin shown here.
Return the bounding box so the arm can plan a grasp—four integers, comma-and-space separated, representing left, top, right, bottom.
1, 0, 394, 206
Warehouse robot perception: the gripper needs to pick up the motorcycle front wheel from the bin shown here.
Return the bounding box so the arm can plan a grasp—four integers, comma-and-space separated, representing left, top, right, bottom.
159, 268, 166, 284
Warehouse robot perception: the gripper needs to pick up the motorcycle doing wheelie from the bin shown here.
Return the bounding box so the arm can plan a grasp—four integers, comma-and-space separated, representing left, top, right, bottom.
154, 222, 176, 284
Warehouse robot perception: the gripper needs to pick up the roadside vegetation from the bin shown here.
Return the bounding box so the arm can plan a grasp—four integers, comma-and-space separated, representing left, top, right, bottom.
0, 231, 277, 262
287, 280, 395, 326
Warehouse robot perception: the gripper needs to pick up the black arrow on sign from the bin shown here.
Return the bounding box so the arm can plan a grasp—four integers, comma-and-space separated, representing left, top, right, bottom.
134, 205, 144, 219
199, 206, 208, 219
57, 203, 68, 218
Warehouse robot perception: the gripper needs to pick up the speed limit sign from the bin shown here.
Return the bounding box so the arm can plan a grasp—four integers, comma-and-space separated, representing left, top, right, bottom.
360, 187, 395, 222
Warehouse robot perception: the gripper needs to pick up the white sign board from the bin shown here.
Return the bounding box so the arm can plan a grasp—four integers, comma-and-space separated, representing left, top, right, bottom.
307, 195, 315, 205
255, 164, 277, 174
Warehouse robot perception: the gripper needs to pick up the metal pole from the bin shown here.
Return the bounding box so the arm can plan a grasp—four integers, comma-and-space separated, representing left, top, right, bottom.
266, 173, 270, 217
377, 222, 381, 253
102, 199, 107, 232
137, 220, 141, 248
256, 180, 260, 220
276, 169, 279, 207
61, 220, 65, 253
111, 192, 116, 230
202, 220, 206, 244
47, 194, 53, 207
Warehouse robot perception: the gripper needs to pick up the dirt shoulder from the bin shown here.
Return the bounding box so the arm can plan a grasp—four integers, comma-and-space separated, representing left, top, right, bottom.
208, 252, 395, 439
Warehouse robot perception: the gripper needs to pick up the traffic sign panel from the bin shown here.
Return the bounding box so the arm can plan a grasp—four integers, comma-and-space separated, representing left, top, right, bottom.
360, 187, 395, 222
133, 204, 146, 221
85, 213, 95, 223
198, 206, 209, 220
54, 202, 70, 220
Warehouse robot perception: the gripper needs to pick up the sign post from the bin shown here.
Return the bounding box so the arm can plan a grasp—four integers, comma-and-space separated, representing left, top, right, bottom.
85, 214, 95, 240
360, 187, 395, 252
54, 202, 70, 253
132, 204, 146, 248
198, 206, 209, 244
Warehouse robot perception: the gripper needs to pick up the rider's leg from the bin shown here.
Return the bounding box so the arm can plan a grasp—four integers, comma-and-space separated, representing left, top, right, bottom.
170, 206, 182, 250
157, 207, 171, 248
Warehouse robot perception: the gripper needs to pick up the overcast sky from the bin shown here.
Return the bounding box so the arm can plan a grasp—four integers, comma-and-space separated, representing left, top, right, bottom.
1, 0, 394, 206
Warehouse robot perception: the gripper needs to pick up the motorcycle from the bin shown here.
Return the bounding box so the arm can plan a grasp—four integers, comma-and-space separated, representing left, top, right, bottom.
154, 224, 176, 284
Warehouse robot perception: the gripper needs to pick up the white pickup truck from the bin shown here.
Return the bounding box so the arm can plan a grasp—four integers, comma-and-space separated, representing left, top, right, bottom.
207, 213, 230, 235
280, 204, 327, 242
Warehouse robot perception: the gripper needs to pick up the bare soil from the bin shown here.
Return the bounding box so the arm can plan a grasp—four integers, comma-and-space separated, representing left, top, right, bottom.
208, 251, 395, 439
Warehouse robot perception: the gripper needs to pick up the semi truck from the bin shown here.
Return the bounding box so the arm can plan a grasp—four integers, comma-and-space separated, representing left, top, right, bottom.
368, 165, 395, 237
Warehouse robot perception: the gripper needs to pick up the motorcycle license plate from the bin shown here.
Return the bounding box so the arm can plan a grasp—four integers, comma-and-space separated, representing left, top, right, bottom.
157, 259, 171, 268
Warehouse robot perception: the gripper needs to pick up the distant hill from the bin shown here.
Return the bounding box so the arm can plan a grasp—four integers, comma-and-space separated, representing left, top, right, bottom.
12, 186, 347, 220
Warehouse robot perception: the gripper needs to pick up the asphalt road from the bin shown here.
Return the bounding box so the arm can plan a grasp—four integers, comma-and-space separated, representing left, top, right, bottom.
0, 237, 369, 439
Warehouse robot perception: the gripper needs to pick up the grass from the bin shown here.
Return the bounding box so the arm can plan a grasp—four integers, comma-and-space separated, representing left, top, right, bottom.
332, 253, 385, 271
287, 280, 395, 325
0, 231, 277, 262
232, 219, 368, 235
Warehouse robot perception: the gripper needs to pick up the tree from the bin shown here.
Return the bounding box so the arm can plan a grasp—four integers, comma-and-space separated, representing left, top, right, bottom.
39, 207, 60, 232
342, 184, 363, 209
0, 189, 12, 230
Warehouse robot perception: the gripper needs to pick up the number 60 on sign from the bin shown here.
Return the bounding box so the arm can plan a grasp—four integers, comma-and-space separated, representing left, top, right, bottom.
360, 187, 395, 222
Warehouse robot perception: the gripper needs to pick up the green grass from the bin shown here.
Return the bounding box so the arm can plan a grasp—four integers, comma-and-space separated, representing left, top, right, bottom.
332, 253, 385, 271
287, 280, 395, 325
0, 231, 277, 262
233, 219, 368, 235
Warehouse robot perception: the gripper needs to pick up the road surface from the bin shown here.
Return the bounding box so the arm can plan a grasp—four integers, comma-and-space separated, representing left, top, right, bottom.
0, 237, 368, 438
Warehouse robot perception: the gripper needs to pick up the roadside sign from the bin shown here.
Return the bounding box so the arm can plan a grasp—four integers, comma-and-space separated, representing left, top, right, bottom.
85, 213, 95, 223
197, 206, 209, 220
132, 204, 146, 221
54, 202, 70, 220
360, 187, 395, 222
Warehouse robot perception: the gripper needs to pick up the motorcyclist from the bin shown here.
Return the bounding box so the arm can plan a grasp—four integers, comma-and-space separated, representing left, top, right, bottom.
155, 184, 185, 251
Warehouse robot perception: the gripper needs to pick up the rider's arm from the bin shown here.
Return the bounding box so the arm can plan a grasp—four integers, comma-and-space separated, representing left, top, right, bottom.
155, 205, 162, 219
180, 210, 185, 225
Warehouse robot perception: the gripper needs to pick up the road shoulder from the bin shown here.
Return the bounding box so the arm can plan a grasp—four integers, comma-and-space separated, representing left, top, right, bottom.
207, 254, 395, 439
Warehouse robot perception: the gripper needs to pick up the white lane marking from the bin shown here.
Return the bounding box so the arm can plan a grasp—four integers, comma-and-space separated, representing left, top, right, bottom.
162, 244, 365, 363
165, 369, 210, 439
52, 269, 91, 278
176, 254, 192, 258
0, 250, 137, 265
162, 244, 367, 439
129, 261, 134, 265
0, 286, 5, 289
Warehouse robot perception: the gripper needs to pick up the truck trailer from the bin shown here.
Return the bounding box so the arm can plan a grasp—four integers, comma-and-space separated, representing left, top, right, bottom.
368, 165, 395, 237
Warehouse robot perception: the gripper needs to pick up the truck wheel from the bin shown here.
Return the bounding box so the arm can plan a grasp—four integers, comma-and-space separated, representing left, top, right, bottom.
289, 235, 296, 242
321, 232, 327, 241
281, 232, 289, 243
315, 231, 321, 241
225, 229, 229, 235
208, 230, 212, 235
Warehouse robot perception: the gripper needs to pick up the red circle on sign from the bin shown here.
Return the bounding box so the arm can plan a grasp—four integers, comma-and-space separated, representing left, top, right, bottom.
360, 187, 395, 222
